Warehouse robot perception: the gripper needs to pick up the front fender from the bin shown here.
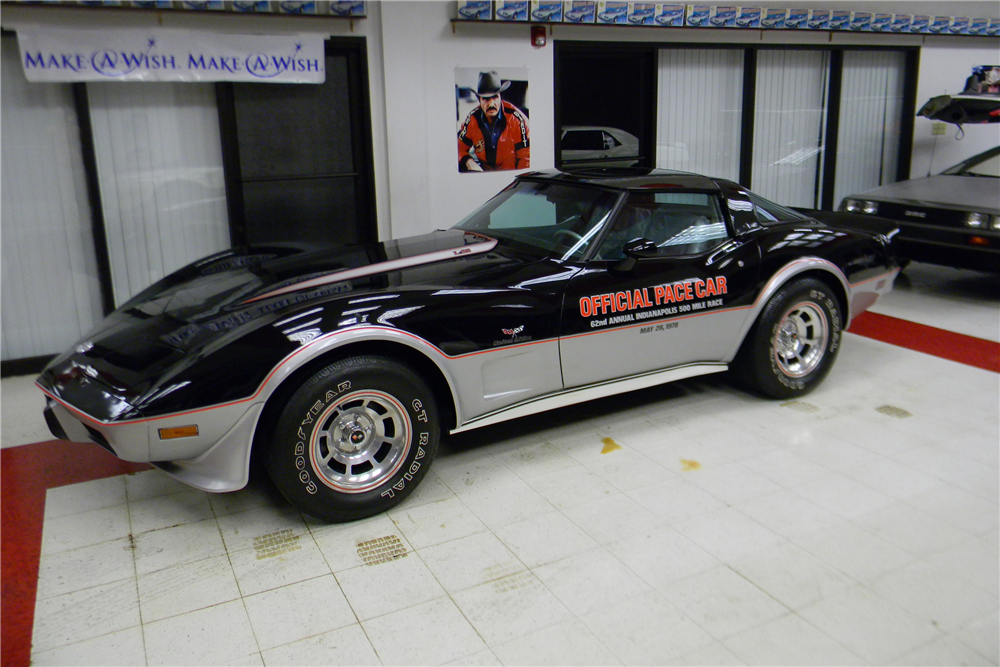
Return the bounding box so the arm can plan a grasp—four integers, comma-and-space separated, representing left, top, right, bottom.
258, 325, 464, 427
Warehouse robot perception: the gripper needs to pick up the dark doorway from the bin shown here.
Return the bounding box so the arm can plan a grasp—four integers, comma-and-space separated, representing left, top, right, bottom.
555, 44, 657, 169
218, 38, 376, 247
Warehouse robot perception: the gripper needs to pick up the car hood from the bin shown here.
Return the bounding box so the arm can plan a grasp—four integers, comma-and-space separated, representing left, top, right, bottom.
39, 230, 502, 415
853, 175, 1000, 214
119, 230, 498, 322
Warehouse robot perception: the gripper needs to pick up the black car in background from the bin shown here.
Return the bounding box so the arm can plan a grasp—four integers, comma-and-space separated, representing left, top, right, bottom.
841, 146, 1000, 273
38, 168, 899, 522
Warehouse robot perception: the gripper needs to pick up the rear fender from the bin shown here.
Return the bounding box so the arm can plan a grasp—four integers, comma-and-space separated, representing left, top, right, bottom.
724, 257, 850, 362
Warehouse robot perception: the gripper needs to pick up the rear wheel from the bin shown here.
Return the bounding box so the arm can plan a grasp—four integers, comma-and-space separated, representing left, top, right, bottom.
265, 356, 439, 522
735, 278, 842, 399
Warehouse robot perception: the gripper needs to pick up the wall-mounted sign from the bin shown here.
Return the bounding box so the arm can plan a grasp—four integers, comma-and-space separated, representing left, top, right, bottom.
17, 29, 326, 83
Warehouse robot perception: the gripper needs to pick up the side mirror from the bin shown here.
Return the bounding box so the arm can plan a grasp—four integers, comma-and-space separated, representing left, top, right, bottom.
614, 238, 658, 272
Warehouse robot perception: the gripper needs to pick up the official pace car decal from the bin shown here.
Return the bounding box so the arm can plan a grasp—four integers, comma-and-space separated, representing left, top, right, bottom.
581, 277, 728, 328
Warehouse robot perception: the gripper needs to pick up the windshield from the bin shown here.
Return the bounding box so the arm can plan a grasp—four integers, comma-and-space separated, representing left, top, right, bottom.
941, 147, 1000, 177
452, 180, 619, 261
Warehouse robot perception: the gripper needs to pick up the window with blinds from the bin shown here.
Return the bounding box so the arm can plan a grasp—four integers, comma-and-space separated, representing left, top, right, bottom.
87, 82, 230, 307
656, 49, 744, 181
752, 50, 831, 208
1, 38, 103, 361
654, 46, 908, 210
833, 51, 906, 209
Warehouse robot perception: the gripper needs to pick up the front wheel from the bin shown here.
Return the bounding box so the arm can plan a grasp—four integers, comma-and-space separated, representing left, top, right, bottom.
265, 356, 439, 522
734, 278, 843, 399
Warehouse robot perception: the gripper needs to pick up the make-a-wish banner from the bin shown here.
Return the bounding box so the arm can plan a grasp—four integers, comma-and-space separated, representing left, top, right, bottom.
17, 28, 325, 83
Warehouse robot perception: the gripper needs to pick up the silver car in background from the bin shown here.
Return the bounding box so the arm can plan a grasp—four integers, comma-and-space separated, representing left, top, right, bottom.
560, 126, 641, 168
841, 146, 1000, 273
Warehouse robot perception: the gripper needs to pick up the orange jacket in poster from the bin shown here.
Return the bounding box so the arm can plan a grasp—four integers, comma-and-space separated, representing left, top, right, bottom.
458, 101, 530, 171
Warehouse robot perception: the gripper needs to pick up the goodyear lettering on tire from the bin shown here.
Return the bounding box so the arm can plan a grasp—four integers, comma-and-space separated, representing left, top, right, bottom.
294, 381, 353, 495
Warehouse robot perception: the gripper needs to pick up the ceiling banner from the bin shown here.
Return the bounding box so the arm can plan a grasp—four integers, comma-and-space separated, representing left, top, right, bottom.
17, 28, 326, 83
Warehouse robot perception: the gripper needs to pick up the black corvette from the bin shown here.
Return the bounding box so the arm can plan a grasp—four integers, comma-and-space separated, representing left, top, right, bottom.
38, 169, 899, 522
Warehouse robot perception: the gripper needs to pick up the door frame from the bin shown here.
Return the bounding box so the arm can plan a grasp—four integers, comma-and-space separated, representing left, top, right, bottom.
554, 41, 659, 170
216, 36, 378, 248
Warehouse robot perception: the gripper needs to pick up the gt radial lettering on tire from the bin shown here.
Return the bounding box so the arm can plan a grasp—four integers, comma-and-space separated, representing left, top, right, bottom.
266, 356, 439, 523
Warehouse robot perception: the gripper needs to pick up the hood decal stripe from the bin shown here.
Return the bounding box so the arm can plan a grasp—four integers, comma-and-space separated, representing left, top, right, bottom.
243, 235, 498, 304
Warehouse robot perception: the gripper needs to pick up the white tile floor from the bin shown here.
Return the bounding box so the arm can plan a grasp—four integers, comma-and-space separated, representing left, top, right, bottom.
5, 263, 999, 666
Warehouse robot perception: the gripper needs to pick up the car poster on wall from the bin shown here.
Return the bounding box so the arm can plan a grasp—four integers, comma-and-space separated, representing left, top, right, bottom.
456, 67, 530, 172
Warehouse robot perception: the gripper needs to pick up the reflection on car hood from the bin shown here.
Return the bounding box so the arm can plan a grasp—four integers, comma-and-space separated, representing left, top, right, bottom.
123, 230, 498, 325
854, 175, 1000, 213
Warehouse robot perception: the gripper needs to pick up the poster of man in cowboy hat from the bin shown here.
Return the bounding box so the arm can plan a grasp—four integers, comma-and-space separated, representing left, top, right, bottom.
456, 68, 530, 172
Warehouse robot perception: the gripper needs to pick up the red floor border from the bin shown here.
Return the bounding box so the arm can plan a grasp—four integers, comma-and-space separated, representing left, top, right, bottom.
1, 442, 150, 667
848, 311, 1000, 373
2, 314, 997, 665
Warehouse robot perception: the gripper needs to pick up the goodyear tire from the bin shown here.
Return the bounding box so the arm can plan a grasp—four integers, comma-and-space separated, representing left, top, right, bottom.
266, 356, 439, 522
736, 278, 842, 399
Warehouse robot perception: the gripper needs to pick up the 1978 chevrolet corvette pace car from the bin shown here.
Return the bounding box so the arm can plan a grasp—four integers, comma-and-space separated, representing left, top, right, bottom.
38, 169, 899, 522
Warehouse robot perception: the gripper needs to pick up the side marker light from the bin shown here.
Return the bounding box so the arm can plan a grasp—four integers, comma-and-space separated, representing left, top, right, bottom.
159, 425, 200, 440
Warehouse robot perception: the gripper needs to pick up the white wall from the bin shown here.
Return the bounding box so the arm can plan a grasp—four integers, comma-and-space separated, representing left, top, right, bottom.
910, 38, 1000, 177
379, 1, 554, 238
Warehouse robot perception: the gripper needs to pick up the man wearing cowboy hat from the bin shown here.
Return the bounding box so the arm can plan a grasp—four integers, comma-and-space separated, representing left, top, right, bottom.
458, 71, 530, 172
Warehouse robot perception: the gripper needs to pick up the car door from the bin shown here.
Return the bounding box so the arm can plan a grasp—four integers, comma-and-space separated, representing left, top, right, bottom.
559, 189, 761, 388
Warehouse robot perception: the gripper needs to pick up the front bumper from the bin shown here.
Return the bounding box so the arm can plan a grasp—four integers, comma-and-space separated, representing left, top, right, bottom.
40, 389, 262, 492
840, 204, 999, 273
43, 396, 151, 462
895, 234, 999, 273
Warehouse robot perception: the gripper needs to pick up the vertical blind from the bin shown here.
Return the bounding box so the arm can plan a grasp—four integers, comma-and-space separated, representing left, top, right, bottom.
752, 50, 831, 208
1, 38, 103, 361
88, 82, 230, 306
833, 51, 905, 208
656, 49, 744, 181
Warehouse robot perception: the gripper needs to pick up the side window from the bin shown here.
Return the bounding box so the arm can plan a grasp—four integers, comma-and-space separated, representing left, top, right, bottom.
562, 130, 605, 151
601, 131, 621, 150
748, 192, 807, 224
597, 192, 730, 259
